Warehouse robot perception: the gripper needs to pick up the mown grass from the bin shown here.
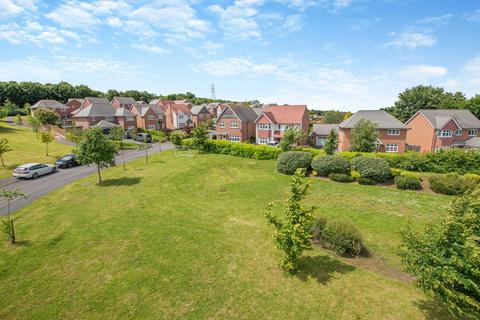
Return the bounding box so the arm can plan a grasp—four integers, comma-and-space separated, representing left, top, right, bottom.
0, 120, 72, 178
0, 152, 452, 319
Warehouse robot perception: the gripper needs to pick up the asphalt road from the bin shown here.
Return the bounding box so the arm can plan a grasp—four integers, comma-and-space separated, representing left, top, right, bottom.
0, 142, 174, 216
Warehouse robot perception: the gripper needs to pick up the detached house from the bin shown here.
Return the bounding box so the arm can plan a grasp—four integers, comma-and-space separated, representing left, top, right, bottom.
216, 104, 257, 142
191, 105, 212, 126
131, 103, 165, 130
164, 103, 193, 130
73, 102, 135, 130
254, 105, 309, 145
406, 109, 480, 152
30, 100, 68, 118
82, 97, 109, 108
65, 98, 84, 116
111, 96, 136, 110
311, 124, 339, 148
338, 110, 408, 153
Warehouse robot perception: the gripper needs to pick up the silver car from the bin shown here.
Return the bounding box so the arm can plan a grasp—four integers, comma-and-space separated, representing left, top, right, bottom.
13, 163, 57, 179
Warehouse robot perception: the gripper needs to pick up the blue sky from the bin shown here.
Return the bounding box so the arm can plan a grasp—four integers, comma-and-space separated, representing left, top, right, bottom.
0, 0, 479, 111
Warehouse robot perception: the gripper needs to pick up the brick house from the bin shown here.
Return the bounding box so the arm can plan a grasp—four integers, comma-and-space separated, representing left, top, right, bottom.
73, 102, 134, 130
310, 124, 339, 148
65, 98, 84, 115
216, 104, 257, 142
131, 104, 165, 130
191, 105, 212, 126
405, 109, 480, 152
254, 105, 309, 145
30, 100, 68, 118
111, 96, 136, 110
82, 97, 109, 108
338, 110, 408, 153
164, 103, 194, 130
115, 107, 137, 131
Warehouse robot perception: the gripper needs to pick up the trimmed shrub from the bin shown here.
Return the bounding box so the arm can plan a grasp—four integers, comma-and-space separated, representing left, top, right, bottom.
394, 176, 422, 190
183, 139, 281, 160
321, 219, 364, 256
429, 175, 476, 195
329, 173, 354, 183
463, 173, 480, 185
276, 151, 313, 175
351, 156, 390, 182
311, 155, 350, 177
351, 170, 361, 181
390, 168, 402, 177
311, 215, 328, 242
357, 177, 376, 185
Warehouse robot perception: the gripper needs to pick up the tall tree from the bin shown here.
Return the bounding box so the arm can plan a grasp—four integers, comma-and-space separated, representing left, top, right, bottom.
350, 119, 378, 152
33, 109, 60, 128
324, 110, 345, 124
279, 128, 304, 152
0, 188, 27, 244
264, 169, 316, 274
65, 128, 83, 146
75, 128, 117, 183
38, 130, 55, 156
0, 138, 12, 167
323, 129, 338, 155
397, 187, 480, 319
191, 123, 209, 153
465, 94, 480, 119
389, 85, 466, 123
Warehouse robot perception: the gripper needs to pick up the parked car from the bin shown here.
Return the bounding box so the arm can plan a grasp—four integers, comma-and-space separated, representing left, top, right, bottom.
123, 131, 133, 139
135, 133, 152, 143
267, 141, 279, 147
13, 163, 56, 179
55, 154, 78, 168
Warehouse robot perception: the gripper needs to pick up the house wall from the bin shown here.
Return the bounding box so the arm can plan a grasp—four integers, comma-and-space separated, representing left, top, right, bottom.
377, 129, 407, 153
338, 128, 351, 152
117, 117, 137, 131
216, 107, 255, 142
73, 118, 91, 129
255, 114, 273, 143
194, 110, 212, 126
406, 114, 436, 152
65, 100, 82, 116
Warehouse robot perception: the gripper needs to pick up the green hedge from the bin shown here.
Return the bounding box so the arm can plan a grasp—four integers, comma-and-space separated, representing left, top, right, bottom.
313, 217, 365, 256
311, 155, 350, 177
429, 174, 477, 195
183, 139, 281, 160
328, 173, 354, 183
276, 151, 313, 175
394, 176, 422, 190
351, 156, 390, 182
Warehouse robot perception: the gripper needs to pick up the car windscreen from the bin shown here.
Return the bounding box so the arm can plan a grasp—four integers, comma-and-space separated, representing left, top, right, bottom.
60, 156, 73, 161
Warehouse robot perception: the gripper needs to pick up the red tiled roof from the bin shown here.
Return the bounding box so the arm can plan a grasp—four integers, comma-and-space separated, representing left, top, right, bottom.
170, 103, 193, 116
259, 105, 307, 124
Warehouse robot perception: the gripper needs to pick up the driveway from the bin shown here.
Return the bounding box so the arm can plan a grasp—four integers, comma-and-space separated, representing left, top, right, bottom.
0, 142, 174, 216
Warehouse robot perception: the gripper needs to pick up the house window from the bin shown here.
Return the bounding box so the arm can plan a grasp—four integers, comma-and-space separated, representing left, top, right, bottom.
229, 135, 240, 142
231, 121, 238, 128
219, 121, 225, 128
91, 117, 96, 122
127, 126, 135, 131
106, 116, 114, 121
455, 129, 463, 136
387, 129, 400, 136
258, 137, 269, 144
258, 123, 270, 130
127, 116, 135, 121
468, 129, 478, 136
437, 130, 453, 137
147, 115, 155, 120
316, 136, 327, 147
386, 144, 398, 153
179, 114, 184, 119
147, 124, 156, 129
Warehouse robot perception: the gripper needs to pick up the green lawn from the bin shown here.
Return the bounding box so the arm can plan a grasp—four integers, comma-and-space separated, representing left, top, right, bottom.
0, 152, 453, 319
0, 119, 73, 179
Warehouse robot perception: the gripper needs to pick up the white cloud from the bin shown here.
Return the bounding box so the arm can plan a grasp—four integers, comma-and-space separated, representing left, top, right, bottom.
417, 14, 453, 26
386, 30, 437, 49
46, 1, 101, 29
199, 57, 279, 76
0, 21, 80, 45
283, 14, 303, 32
208, 2, 262, 40
202, 41, 223, 55
105, 16, 123, 28
132, 44, 170, 55
464, 9, 480, 22
399, 65, 448, 79
0, 0, 37, 19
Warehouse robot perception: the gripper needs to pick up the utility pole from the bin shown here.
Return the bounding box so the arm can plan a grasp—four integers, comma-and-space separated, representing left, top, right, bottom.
210, 84, 216, 100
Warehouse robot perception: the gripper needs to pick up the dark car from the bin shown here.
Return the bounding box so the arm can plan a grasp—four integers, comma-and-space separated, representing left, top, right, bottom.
55, 154, 78, 168
123, 130, 133, 139
135, 133, 152, 143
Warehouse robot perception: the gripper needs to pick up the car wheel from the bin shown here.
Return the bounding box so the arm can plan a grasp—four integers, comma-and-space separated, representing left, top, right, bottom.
51, 167, 57, 173
68, 163, 73, 168
32, 172, 38, 179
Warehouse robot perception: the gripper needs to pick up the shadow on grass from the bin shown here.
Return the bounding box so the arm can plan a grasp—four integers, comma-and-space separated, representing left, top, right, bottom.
296, 254, 356, 284
47, 232, 65, 248
99, 177, 141, 187
415, 299, 455, 320
14, 240, 32, 247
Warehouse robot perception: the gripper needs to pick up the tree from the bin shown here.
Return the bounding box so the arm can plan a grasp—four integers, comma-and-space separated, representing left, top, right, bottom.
2, 100, 20, 116
27, 115, 41, 132
14, 114, 22, 125
33, 109, 60, 128
169, 132, 184, 146
264, 169, 316, 274
397, 187, 480, 319
65, 128, 83, 146
388, 85, 466, 123
38, 130, 55, 156
349, 119, 378, 153
0, 188, 26, 244
279, 128, 304, 152
323, 129, 338, 155
343, 111, 353, 120
0, 138, 12, 167
75, 128, 117, 183
138, 142, 150, 163
191, 123, 209, 152
324, 110, 345, 124
466, 94, 480, 119
108, 126, 125, 169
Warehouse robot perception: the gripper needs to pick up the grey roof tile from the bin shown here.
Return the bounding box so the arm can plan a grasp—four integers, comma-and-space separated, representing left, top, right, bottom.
416, 109, 480, 129
339, 110, 406, 129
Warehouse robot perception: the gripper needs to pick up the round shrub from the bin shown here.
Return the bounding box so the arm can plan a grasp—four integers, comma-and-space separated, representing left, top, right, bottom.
351, 156, 390, 182
351, 170, 360, 181
328, 173, 354, 183
276, 151, 313, 175
357, 177, 376, 185
429, 175, 476, 195
311, 155, 350, 177
463, 173, 480, 185
321, 219, 364, 256
394, 176, 421, 190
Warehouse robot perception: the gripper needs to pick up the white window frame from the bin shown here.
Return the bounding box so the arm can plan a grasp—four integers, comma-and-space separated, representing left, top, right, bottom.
437, 130, 453, 137
147, 115, 155, 120
127, 126, 135, 131
231, 121, 238, 128
105, 116, 114, 122
179, 113, 184, 119
468, 129, 478, 136
385, 144, 398, 153
258, 123, 270, 130
229, 135, 240, 142
219, 121, 225, 128
258, 137, 269, 144
454, 129, 463, 136
387, 129, 400, 136
147, 124, 156, 129
126, 116, 135, 121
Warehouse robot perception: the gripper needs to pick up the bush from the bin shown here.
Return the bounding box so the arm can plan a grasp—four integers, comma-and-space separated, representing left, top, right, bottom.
357, 177, 376, 185
429, 175, 477, 195
351, 156, 390, 182
276, 151, 313, 175
183, 139, 281, 160
311, 155, 350, 177
320, 219, 364, 256
311, 215, 329, 242
328, 173, 354, 183
394, 176, 422, 190
463, 173, 480, 185
351, 170, 360, 181
390, 168, 402, 177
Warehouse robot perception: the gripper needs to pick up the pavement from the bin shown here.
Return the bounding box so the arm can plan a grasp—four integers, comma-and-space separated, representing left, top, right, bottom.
0, 142, 174, 216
